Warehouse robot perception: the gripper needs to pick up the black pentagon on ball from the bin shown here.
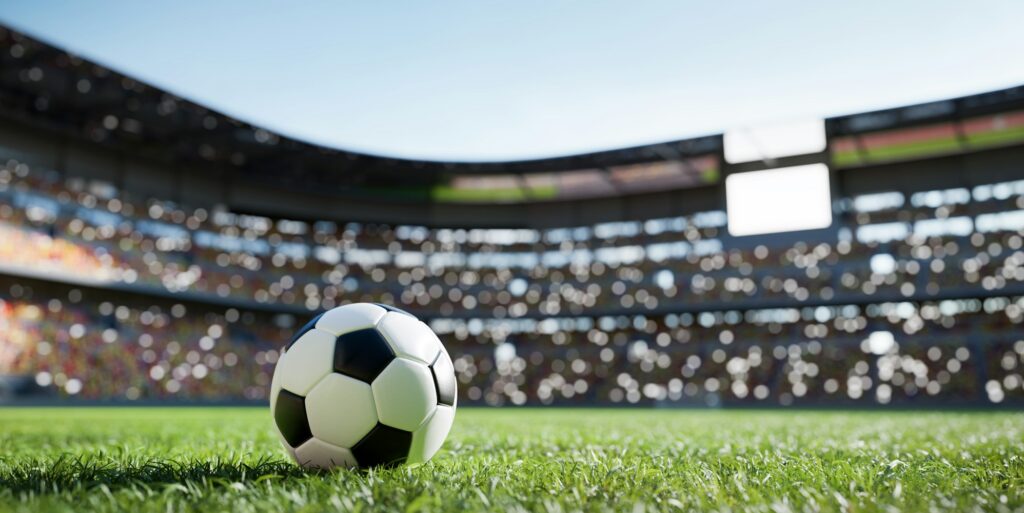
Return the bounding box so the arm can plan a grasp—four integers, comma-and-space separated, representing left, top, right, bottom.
333, 328, 395, 383
374, 303, 414, 317
351, 423, 412, 468
431, 352, 457, 406
286, 311, 325, 350
274, 390, 312, 447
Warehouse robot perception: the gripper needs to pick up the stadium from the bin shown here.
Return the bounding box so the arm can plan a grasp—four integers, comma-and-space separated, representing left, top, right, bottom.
0, 11, 1022, 513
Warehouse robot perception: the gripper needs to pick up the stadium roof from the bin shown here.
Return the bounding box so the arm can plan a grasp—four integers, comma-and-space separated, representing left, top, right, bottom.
2, 25, 1024, 224
0, 26, 721, 176
4, 2, 1024, 162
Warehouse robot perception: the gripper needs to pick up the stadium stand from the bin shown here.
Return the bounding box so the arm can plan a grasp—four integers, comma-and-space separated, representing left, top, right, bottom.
0, 25, 1023, 406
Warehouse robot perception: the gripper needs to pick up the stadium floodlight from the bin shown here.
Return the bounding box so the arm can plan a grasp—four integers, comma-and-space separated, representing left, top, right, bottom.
726, 163, 832, 236
724, 119, 826, 164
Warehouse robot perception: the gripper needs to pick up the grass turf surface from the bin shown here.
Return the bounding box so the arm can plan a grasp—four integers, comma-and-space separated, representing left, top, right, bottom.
0, 408, 1021, 512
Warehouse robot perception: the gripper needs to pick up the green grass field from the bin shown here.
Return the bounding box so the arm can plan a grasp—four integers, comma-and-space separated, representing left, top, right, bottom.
0, 408, 1021, 513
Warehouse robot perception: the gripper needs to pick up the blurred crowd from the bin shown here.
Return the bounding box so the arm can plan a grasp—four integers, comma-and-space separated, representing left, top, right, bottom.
0, 285, 286, 401
439, 297, 1023, 406
1, 157, 1023, 404
3, 159, 1024, 320
0, 284, 1021, 405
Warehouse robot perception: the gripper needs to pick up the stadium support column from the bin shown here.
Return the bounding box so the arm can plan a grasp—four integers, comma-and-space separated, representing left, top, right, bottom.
221, 165, 233, 211
116, 152, 127, 196
973, 337, 989, 405
56, 133, 69, 181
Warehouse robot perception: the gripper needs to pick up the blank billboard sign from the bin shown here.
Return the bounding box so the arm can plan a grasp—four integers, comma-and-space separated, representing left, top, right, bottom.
726, 163, 832, 236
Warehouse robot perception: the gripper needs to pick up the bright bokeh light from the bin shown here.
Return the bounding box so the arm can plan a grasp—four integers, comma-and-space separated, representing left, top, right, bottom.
870, 254, 896, 275
866, 331, 896, 355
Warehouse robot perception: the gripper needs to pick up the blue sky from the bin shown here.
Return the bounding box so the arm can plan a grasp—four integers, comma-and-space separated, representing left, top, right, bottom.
2, 1, 1023, 161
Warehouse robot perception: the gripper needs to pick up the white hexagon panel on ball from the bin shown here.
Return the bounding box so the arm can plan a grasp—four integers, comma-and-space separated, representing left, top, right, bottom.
294, 438, 358, 470
305, 373, 379, 448
274, 329, 336, 397
376, 311, 443, 365
315, 303, 387, 336
371, 358, 437, 431
408, 404, 456, 464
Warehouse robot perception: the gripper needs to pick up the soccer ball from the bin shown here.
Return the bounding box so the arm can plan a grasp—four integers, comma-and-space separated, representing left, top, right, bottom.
269, 303, 457, 469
